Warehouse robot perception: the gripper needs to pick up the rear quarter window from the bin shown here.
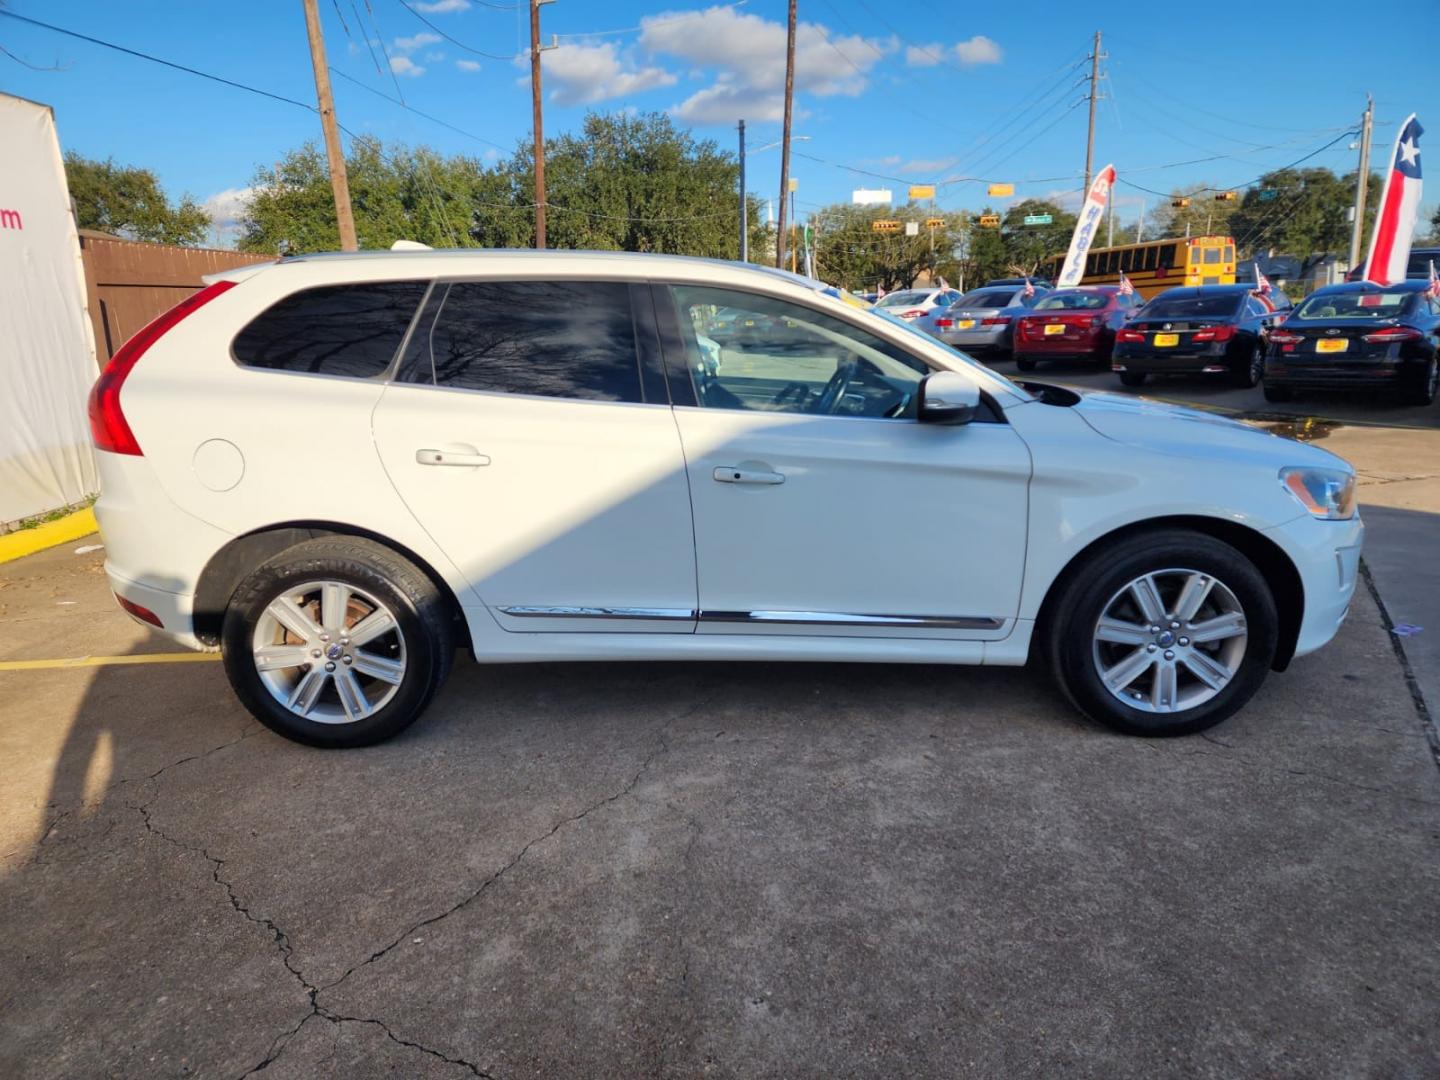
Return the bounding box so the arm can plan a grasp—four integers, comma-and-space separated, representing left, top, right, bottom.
232, 281, 428, 378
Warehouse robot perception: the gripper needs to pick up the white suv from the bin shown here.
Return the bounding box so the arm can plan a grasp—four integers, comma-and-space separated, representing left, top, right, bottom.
89, 250, 1362, 747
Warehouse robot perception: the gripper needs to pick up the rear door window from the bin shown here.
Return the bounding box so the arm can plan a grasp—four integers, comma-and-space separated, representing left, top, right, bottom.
232, 281, 428, 378
400, 280, 643, 402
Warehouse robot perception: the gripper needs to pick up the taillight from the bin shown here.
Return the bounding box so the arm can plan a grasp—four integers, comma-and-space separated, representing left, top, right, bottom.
88, 280, 236, 455
115, 593, 163, 627
1268, 330, 1303, 345
935, 318, 953, 329
1116, 329, 1144, 342
981, 316, 1011, 326
1362, 327, 1422, 344
900, 309, 926, 317
1192, 325, 1237, 342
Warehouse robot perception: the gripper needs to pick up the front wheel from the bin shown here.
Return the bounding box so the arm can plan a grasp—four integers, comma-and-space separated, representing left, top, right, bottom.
1045, 530, 1278, 737
221, 537, 455, 747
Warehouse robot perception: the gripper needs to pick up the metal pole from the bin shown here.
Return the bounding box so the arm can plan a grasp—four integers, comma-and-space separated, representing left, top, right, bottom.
301, 0, 357, 251
1135, 199, 1146, 243
738, 120, 748, 262
790, 189, 797, 274
529, 0, 547, 249
775, 0, 796, 269
1082, 30, 1101, 199
1348, 95, 1374, 272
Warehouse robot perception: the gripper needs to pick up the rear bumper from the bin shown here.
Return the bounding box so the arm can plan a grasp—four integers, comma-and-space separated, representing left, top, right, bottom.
1112, 345, 1230, 374
939, 328, 1009, 350
1264, 361, 1405, 388
105, 564, 208, 651
1015, 338, 1106, 360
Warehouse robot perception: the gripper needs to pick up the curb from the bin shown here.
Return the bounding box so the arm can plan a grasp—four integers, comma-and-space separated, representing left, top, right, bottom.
0, 508, 99, 565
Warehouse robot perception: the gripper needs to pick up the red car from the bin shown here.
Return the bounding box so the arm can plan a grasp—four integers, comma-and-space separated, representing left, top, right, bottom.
1012, 286, 1144, 371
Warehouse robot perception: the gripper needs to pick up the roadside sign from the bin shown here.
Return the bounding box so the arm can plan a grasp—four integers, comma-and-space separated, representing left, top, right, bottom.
1022, 214, 1052, 226
908, 184, 936, 200
978, 214, 1001, 228
925, 217, 946, 229
788, 178, 799, 192
987, 183, 1014, 197
905, 221, 919, 236
1258, 189, 1278, 202
872, 220, 901, 232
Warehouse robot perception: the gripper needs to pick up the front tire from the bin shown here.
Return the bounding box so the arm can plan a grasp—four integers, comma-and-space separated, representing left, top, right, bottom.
221, 537, 455, 748
1045, 530, 1278, 737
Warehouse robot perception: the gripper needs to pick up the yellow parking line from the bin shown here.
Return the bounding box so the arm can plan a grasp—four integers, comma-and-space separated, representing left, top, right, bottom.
0, 652, 222, 672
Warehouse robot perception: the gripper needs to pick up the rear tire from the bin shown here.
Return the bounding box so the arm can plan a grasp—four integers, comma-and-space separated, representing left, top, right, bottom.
1403, 357, 1438, 406
221, 537, 455, 748
1014, 356, 1037, 372
1232, 343, 1264, 388
1262, 382, 1294, 403
1044, 530, 1278, 737
1118, 371, 1147, 388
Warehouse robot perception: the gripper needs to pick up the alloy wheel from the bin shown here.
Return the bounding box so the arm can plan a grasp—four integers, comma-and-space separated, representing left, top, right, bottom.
1091, 568, 1248, 713
250, 579, 407, 724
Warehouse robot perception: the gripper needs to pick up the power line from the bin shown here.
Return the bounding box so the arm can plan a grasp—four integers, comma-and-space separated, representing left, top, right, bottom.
1117, 128, 1360, 199
330, 67, 508, 150
391, 0, 517, 59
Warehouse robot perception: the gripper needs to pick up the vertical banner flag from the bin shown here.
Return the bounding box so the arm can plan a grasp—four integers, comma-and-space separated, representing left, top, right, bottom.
1057, 164, 1116, 288
1362, 114, 1423, 285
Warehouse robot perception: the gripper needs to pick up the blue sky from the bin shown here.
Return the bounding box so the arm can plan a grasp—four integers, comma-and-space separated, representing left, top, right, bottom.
0, 1, 1430, 245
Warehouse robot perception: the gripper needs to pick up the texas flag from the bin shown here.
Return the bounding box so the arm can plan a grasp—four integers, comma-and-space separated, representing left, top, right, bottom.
1362, 113, 1423, 286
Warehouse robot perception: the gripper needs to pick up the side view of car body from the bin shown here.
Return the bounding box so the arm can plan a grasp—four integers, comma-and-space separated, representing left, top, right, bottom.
1264, 280, 1440, 405
1012, 286, 1141, 371
872, 288, 961, 330
90, 250, 1362, 747
1112, 284, 1290, 389
933, 284, 1051, 355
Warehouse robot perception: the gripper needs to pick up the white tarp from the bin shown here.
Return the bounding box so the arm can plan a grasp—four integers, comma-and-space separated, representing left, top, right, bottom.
0, 93, 99, 525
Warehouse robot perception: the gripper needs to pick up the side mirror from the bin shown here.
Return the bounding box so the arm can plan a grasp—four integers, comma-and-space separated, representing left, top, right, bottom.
917, 371, 980, 425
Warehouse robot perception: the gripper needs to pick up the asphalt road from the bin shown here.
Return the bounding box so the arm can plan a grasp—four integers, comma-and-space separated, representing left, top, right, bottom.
1, 374, 1438, 1078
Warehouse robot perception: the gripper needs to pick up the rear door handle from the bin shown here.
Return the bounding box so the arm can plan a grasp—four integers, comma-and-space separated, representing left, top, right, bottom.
417, 448, 491, 467
713, 466, 784, 485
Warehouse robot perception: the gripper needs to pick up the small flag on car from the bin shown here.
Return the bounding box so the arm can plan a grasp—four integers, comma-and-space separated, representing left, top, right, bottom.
1429, 259, 1440, 298
1254, 265, 1272, 295
1023, 277, 1035, 298
1117, 271, 1134, 296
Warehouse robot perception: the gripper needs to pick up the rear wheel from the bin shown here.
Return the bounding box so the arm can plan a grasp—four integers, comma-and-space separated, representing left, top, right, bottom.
1232, 343, 1264, 388
1403, 357, 1439, 406
1045, 530, 1278, 737
221, 537, 455, 747
1262, 381, 1294, 403
1014, 356, 1037, 372
1118, 371, 1147, 388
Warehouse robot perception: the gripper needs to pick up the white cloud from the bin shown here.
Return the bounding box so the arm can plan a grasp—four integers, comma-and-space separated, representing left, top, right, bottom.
456, 59, 482, 72
899, 157, 957, 175
905, 43, 945, 67
393, 32, 441, 54
954, 35, 1002, 65
414, 0, 469, 12
518, 42, 677, 106
639, 6, 894, 125
390, 55, 425, 78
201, 186, 254, 245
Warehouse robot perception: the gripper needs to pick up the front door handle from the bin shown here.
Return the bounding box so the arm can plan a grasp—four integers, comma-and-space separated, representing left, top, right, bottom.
417, 448, 491, 467
713, 466, 784, 485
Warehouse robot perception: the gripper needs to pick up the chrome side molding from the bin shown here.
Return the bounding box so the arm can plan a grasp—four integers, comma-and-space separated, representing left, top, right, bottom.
498, 606, 696, 620
498, 606, 1002, 630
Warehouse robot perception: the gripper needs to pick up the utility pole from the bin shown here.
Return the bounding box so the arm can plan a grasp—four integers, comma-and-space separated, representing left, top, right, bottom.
1082, 30, 1103, 200
301, 0, 357, 251
738, 119, 748, 262
775, 0, 797, 269
1348, 95, 1374, 272
529, 0, 552, 249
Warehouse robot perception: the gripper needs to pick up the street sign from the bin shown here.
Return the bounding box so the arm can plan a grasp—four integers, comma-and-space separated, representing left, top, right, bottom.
788, 178, 799, 192
908, 184, 935, 200
978, 214, 1001, 228
1022, 213, 1052, 226
987, 183, 1014, 197
925, 217, 946, 229
1258, 189, 1278, 202
872, 220, 901, 232
905, 221, 919, 236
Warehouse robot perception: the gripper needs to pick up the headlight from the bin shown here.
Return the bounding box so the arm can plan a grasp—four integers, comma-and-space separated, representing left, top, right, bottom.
1279, 467, 1357, 520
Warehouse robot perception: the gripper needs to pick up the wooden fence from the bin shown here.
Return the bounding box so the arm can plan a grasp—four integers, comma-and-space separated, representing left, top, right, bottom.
79, 231, 273, 363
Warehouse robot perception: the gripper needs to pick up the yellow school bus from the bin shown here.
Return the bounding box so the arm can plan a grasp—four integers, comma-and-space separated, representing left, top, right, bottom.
1041, 236, 1236, 298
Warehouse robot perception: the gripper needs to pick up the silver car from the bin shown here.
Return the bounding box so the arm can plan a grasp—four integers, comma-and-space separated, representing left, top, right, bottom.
873, 288, 963, 331
934, 285, 1050, 355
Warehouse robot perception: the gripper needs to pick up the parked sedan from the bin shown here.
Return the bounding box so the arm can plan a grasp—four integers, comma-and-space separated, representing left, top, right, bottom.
933, 284, 1051, 355
1012, 286, 1140, 371
1264, 280, 1440, 405
1111, 285, 1289, 388
873, 287, 963, 327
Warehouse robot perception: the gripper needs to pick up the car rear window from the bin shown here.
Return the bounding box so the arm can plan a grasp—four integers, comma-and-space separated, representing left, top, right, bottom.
1137, 295, 1241, 320
956, 289, 1015, 308
1291, 292, 1411, 321
400, 280, 643, 402
875, 290, 930, 308
1034, 291, 1107, 310
232, 281, 428, 377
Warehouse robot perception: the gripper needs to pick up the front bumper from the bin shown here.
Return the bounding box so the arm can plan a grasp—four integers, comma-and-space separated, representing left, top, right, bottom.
1264, 512, 1364, 660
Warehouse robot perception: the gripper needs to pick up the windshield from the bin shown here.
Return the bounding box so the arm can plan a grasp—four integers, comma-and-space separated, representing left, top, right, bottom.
1291, 291, 1412, 320
876, 290, 931, 308
1138, 295, 1242, 320
955, 289, 1015, 309
1035, 291, 1108, 311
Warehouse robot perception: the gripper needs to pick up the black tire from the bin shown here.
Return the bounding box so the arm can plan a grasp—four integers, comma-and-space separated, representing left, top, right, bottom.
1014, 356, 1037, 372
1044, 529, 1278, 737
1403, 357, 1438, 406
221, 537, 455, 748
1262, 381, 1293, 403
1232, 343, 1264, 388
1118, 371, 1147, 387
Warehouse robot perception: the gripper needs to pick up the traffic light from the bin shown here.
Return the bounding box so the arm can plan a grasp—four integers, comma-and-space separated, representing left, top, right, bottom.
1171, 197, 1191, 209
871, 220, 901, 232
977, 214, 1001, 228
1215, 191, 1237, 201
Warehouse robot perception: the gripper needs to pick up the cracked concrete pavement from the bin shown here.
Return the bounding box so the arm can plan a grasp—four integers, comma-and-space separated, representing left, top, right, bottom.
2, 389, 1438, 1078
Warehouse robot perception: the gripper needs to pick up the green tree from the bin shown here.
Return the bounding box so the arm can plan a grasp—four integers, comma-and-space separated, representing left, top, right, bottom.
809, 202, 968, 292
64, 153, 211, 245
1227, 167, 1379, 263
999, 198, 1076, 276
963, 209, 1009, 285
